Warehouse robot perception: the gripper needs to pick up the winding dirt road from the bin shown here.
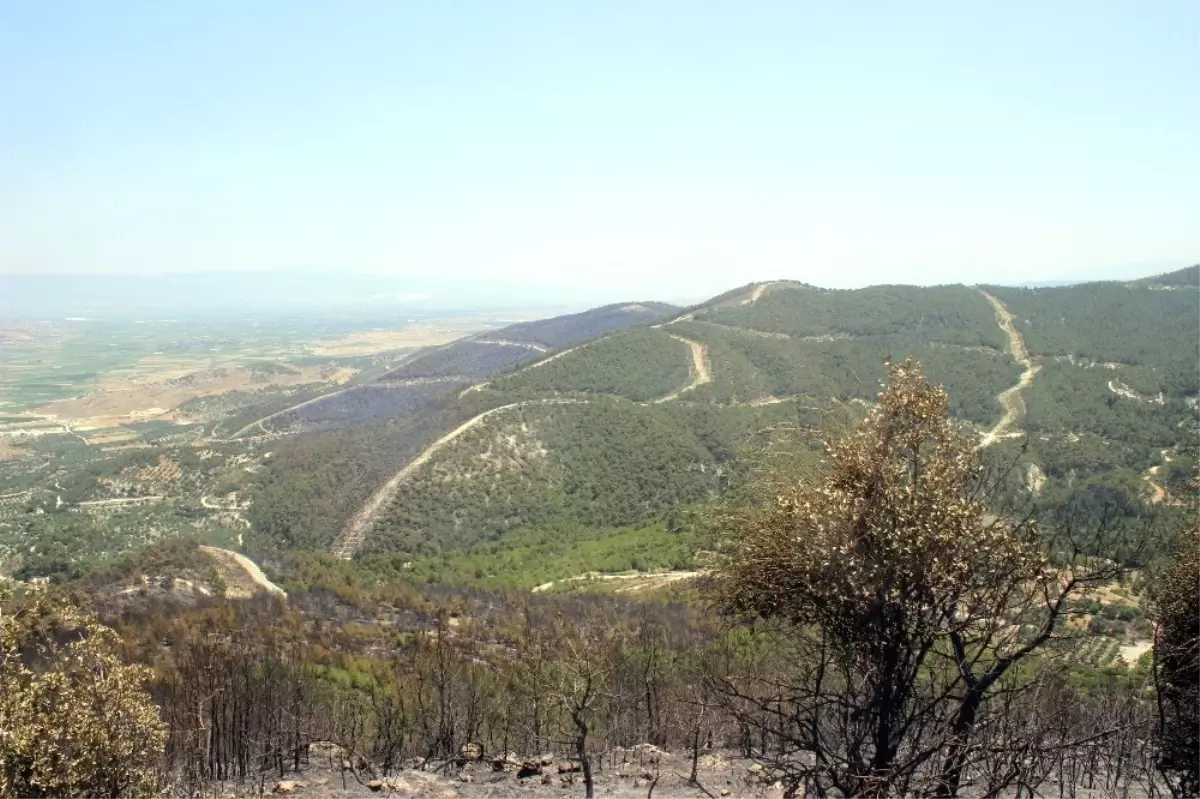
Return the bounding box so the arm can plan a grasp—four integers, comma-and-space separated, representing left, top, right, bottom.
1145, 469, 1167, 504
75, 495, 163, 507
197, 545, 287, 599
653, 311, 695, 329
1108, 379, 1165, 405
332, 398, 587, 558
228, 386, 356, 439
471, 338, 549, 352
224, 351, 428, 440
978, 291, 1041, 448
61, 422, 90, 446
225, 376, 466, 440
459, 342, 593, 401
511, 344, 587, 376
654, 334, 712, 403
531, 569, 705, 594
742, 281, 781, 305
1143, 448, 1176, 504
691, 320, 791, 340
201, 495, 251, 528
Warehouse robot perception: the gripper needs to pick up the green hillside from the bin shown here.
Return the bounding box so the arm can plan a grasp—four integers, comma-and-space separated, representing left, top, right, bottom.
367, 399, 719, 555
245, 272, 1198, 577
986, 270, 1198, 464
667, 319, 1019, 424
1134, 265, 1199, 287
698, 283, 1007, 347
492, 327, 691, 401
986, 276, 1198, 394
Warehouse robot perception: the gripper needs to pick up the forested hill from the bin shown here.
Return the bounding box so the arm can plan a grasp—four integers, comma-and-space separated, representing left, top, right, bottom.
383, 301, 679, 378
480, 301, 679, 349
247, 269, 1198, 575
228, 299, 680, 440
1133, 265, 1200, 287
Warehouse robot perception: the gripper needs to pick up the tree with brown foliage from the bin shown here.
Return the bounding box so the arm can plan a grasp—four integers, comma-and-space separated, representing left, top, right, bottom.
0, 587, 166, 798
715, 360, 1142, 797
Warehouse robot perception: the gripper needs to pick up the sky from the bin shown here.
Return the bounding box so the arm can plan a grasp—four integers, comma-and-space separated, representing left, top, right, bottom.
1, 1, 1197, 302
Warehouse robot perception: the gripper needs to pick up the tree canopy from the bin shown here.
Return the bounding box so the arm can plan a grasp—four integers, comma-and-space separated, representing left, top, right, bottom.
0, 587, 166, 798
715, 361, 1141, 797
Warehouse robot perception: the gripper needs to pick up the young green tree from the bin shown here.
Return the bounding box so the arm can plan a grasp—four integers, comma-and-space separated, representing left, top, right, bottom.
715, 360, 1138, 797
0, 587, 166, 798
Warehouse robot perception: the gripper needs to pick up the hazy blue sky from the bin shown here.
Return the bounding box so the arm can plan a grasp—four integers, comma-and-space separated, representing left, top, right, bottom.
2, 1, 1197, 300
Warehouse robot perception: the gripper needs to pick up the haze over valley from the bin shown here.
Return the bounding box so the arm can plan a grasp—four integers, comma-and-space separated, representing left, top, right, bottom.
5, 269, 1198, 799
5, 266, 1196, 570
2, 2, 1197, 797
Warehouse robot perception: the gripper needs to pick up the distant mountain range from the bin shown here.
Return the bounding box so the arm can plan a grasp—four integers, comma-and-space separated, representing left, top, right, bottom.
0, 272, 631, 319
5, 266, 1195, 319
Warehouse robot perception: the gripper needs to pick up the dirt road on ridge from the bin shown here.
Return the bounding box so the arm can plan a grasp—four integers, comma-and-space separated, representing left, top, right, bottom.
654, 334, 712, 403
742, 281, 781, 305
332, 399, 587, 558
225, 375, 463, 441
456, 343, 588, 398
978, 290, 1041, 449
197, 545, 287, 599
471, 338, 548, 352
510, 344, 586, 376
227, 386, 356, 439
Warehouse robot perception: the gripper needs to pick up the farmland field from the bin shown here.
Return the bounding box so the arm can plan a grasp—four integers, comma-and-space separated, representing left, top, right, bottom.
1, 315, 483, 412
0, 307, 540, 577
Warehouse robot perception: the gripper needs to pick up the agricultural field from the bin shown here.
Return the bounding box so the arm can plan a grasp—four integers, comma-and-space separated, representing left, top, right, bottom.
0, 312, 495, 416
0, 309, 528, 578
0, 300, 676, 580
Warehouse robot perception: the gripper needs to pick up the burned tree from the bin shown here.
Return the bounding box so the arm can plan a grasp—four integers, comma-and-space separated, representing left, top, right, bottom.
714, 360, 1144, 797
546, 613, 620, 799
1154, 513, 1199, 798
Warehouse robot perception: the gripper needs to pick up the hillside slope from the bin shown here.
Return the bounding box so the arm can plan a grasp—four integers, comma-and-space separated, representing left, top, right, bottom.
244, 301, 681, 547
247, 272, 1198, 568
239, 301, 679, 438
981, 267, 1199, 508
